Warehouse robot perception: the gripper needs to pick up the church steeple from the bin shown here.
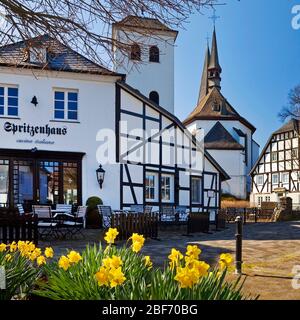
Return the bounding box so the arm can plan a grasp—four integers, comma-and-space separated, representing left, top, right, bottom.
208, 27, 222, 90
198, 43, 210, 104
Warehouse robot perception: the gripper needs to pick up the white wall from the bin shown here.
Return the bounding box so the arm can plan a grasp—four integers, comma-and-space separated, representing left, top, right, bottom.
113, 30, 175, 114
207, 149, 246, 199
0, 67, 121, 208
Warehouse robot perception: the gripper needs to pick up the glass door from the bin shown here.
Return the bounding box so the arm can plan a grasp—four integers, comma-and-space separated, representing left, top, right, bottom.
0, 160, 9, 207
13, 160, 34, 208
38, 161, 60, 205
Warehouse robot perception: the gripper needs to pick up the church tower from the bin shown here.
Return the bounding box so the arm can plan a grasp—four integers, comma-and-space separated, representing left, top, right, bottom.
112, 16, 178, 114
184, 27, 259, 200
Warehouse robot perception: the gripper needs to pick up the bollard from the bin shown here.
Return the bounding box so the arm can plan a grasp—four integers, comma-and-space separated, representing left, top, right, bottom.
235, 216, 243, 275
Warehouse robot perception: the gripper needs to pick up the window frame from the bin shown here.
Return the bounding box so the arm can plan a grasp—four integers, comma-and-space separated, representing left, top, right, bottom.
191, 176, 202, 204
282, 172, 289, 184
257, 175, 264, 186
145, 172, 158, 202
149, 45, 159, 63
271, 152, 278, 162
0, 85, 19, 118
161, 173, 174, 203
53, 88, 79, 121
272, 173, 279, 185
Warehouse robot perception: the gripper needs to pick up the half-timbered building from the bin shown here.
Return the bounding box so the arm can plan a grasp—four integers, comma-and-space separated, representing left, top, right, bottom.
250, 119, 300, 206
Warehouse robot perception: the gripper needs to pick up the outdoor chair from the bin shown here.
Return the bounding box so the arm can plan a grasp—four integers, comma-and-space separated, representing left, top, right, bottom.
32, 205, 58, 239
97, 205, 113, 228
130, 204, 144, 213
17, 204, 25, 216
175, 206, 188, 223
160, 206, 176, 224
63, 206, 87, 239
56, 204, 73, 214
144, 206, 153, 214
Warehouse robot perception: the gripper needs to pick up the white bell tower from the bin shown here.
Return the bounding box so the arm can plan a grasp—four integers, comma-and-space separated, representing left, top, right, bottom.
112, 16, 178, 114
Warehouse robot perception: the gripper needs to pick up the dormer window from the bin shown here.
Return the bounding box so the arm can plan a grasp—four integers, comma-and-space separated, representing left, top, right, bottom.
29, 47, 47, 64
212, 100, 220, 112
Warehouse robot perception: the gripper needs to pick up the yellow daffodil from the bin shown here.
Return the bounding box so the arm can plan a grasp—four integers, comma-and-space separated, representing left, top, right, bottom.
95, 266, 110, 286
219, 253, 233, 270
102, 256, 123, 269
37, 255, 46, 266
168, 248, 183, 270
193, 260, 210, 277
104, 228, 119, 244
186, 245, 201, 260
29, 248, 42, 261
9, 241, 17, 252
174, 266, 199, 288
5, 254, 12, 262
130, 233, 145, 253
0, 243, 6, 252
143, 256, 153, 269
58, 255, 71, 271
67, 251, 82, 264
109, 267, 126, 288
45, 247, 54, 258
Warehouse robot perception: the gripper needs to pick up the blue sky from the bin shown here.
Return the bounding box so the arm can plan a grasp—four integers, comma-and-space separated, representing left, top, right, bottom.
174, 0, 300, 147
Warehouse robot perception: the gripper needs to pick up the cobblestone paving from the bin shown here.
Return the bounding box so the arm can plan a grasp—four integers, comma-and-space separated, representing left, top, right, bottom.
40, 221, 300, 300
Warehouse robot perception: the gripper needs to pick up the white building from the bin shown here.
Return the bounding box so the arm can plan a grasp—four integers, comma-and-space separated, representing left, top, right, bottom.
0, 22, 229, 216
184, 28, 259, 200
250, 118, 300, 206
112, 16, 176, 114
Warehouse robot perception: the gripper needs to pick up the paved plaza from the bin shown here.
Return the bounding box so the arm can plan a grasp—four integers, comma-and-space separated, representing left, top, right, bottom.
40, 221, 300, 300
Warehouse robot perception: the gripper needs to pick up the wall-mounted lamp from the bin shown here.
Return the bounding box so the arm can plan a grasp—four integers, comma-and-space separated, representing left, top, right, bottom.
31, 96, 38, 106
96, 164, 105, 189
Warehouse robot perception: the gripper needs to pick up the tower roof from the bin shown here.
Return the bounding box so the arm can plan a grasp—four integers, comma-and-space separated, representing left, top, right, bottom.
205, 121, 244, 150
183, 87, 256, 132
113, 16, 178, 39
208, 27, 221, 71
198, 44, 210, 104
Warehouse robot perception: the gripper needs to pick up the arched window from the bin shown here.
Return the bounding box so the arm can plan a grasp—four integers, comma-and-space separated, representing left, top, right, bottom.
130, 44, 141, 61
149, 91, 159, 105
149, 46, 159, 63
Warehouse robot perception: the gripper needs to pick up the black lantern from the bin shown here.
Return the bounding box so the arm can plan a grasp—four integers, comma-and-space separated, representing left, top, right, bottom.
31, 96, 38, 106
96, 164, 105, 189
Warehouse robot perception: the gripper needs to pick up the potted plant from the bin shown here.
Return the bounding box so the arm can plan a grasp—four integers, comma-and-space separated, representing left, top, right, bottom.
85, 196, 103, 229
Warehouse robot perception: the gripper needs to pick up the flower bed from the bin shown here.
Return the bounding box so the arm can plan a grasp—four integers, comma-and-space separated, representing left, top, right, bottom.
0, 228, 254, 300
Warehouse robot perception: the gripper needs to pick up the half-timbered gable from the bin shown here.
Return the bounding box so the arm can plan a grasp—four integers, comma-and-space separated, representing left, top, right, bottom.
250, 119, 300, 206
116, 81, 229, 213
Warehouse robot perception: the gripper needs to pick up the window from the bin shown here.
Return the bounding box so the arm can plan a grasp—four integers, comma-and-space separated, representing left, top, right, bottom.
292, 148, 298, 159
282, 172, 289, 184
191, 177, 202, 203
257, 175, 264, 186
265, 196, 271, 202
130, 44, 141, 61
271, 152, 278, 162
257, 196, 263, 207
161, 174, 174, 202
0, 86, 18, 117
272, 173, 279, 184
145, 173, 157, 201
149, 46, 159, 62
29, 47, 47, 64
149, 91, 159, 105
0, 160, 9, 207
54, 90, 78, 121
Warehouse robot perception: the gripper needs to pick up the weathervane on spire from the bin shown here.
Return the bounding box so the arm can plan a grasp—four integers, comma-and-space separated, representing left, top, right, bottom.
209, 8, 220, 27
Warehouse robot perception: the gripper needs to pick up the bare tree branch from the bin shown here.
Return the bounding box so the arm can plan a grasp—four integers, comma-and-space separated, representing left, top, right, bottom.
278, 85, 300, 122
0, 0, 222, 68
